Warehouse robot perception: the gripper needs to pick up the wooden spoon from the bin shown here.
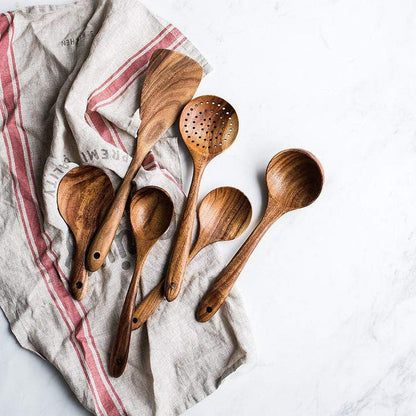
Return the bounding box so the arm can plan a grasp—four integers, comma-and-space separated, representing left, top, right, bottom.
87, 49, 203, 272
164, 95, 239, 301
109, 186, 173, 377
131, 186, 252, 330
57, 166, 113, 300
196, 149, 324, 322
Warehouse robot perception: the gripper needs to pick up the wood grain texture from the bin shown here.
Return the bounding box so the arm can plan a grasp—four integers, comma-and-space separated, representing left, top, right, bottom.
131, 186, 252, 330
109, 186, 173, 378
196, 149, 324, 322
164, 96, 239, 302
57, 166, 113, 301
87, 49, 203, 272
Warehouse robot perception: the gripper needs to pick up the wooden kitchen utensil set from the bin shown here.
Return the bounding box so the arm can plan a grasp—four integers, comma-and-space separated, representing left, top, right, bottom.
57, 49, 324, 377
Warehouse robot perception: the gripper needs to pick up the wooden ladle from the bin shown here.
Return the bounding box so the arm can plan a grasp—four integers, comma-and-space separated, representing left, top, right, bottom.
196, 149, 324, 322
57, 166, 113, 300
87, 49, 203, 272
164, 95, 239, 301
131, 186, 252, 330
109, 186, 173, 377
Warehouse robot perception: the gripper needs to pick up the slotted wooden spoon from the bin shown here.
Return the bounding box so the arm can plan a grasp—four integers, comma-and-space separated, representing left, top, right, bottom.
196, 149, 324, 322
57, 166, 113, 300
164, 95, 239, 301
109, 186, 173, 377
131, 186, 252, 330
87, 49, 203, 272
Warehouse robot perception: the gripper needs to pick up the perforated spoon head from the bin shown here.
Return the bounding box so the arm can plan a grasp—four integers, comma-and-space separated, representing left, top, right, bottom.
130, 187, 174, 243
266, 149, 324, 216
179, 95, 238, 161
197, 186, 252, 246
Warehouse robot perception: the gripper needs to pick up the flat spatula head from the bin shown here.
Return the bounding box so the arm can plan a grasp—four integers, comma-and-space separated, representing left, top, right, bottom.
137, 49, 203, 150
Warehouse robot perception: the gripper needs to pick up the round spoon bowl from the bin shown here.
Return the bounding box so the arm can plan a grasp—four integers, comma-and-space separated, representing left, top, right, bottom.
130, 187, 174, 241
197, 186, 252, 244
179, 95, 238, 158
266, 149, 324, 211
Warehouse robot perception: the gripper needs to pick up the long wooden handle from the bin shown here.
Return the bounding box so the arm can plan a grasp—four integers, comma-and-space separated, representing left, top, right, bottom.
196, 217, 273, 322
69, 245, 89, 301
87, 152, 145, 272
164, 164, 205, 301
131, 243, 200, 330
109, 244, 150, 377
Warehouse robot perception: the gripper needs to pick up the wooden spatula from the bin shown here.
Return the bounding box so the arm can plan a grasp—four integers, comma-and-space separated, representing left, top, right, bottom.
87, 49, 203, 272
57, 166, 114, 300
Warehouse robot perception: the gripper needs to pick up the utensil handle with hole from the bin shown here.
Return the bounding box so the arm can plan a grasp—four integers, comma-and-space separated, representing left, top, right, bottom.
132, 240, 201, 330
131, 280, 164, 330
196, 216, 274, 322
69, 245, 89, 301
109, 244, 150, 377
165, 164, 206, 301
87, 145, 148, 272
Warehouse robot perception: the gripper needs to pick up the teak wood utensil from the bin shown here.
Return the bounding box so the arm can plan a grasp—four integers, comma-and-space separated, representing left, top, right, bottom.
131, 186, 252, 330
57, 166, 113, 300
164, 95, 239, 301
87, 49, 203, 272
196, 149, 324, 322
109, 186, 173, 377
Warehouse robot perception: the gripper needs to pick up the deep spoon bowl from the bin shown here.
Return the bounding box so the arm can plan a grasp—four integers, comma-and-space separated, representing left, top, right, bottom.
192, 186, 252, 252
266, 149, 324, 212
130, 187, 174, 241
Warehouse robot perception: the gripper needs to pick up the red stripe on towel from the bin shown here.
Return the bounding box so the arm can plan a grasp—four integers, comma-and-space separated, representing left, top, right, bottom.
84, 25, 184, 154
84, 25, 176, 148
0, 14, 107, 416
88, 29, 184, 112
0, 13, 126, 416
88, 25, 172, 102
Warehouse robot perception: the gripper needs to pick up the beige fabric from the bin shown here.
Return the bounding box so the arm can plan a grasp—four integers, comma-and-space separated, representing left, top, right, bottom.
0, 0, 254, 415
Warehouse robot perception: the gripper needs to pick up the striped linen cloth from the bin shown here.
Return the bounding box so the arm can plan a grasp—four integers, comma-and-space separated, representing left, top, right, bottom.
0, 0, 254, 415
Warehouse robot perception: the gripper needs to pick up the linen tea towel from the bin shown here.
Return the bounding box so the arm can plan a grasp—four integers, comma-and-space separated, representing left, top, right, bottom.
0, 0, 255, 414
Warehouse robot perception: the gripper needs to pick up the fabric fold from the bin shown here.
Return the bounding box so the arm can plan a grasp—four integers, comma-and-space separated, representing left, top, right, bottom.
0, 1, 255, 414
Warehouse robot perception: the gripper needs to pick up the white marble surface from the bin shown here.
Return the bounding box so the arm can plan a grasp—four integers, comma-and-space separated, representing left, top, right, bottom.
2, 0, 416, 414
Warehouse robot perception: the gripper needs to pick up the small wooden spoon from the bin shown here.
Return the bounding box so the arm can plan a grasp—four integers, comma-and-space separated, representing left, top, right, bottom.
57, 166, 113, 300
131, 187, 252, 330
87, 49, 203, 272
196, 149, 324, 322
109, 186, 173, 377
165, 95, 239, 301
